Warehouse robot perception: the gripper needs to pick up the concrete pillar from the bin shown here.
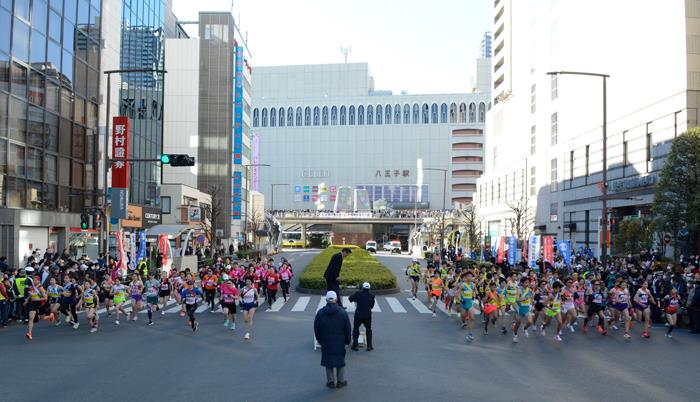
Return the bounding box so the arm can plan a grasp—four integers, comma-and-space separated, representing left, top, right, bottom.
301, 224, 307, 248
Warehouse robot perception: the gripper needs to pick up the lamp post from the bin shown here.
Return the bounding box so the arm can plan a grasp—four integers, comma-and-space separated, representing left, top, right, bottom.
101, 68, 166, 256
242, 163, 270, 243
425, 167, 448, 250
270, 183, 290, 211
547, 71, 609, 266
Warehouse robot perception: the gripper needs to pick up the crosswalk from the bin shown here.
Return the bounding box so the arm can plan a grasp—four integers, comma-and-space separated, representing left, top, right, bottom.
76, 295, 457, 317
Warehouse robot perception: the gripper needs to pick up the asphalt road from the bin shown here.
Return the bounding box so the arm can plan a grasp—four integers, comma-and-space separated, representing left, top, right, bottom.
2, 250, 699, 402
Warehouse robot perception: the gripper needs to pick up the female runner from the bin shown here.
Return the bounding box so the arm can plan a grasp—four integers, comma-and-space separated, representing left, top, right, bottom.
240, 277, 259, 340
129, 273, 144, 321
633, 280, 655, 339
664, 288, 682, 338
220, 276, 239, 330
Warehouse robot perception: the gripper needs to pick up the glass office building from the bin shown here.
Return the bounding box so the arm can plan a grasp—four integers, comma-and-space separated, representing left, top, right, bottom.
0, 0, 102, 266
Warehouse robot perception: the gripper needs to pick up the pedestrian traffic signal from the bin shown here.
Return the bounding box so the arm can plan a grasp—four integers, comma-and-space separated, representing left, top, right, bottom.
80, 213, 89, 230
160, 154, 195, 167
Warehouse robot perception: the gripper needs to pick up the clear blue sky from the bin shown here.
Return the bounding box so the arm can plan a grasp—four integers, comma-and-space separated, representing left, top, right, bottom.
173, 0, 492, 94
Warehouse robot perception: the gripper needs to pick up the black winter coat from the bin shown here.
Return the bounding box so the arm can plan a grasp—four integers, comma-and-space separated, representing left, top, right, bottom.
324, 253, 344, 283
349, 289, 375, 319
314, 303, 351, 368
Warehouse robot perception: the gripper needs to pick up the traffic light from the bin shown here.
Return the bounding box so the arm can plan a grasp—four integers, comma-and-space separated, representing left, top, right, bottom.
160, 154, 195, 167
80, 213, 89, 230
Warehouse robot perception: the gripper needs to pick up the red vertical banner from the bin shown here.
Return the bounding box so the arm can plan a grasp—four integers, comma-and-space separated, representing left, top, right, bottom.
497, 236, 506, 263
543, 236, 554, 265
111, 116, 130, 188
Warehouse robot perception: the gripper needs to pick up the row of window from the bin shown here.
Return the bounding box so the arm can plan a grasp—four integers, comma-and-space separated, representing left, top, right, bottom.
252, 101, 488, 128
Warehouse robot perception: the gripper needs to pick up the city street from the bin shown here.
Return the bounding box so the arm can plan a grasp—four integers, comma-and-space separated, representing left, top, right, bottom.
2, 250, 699, 402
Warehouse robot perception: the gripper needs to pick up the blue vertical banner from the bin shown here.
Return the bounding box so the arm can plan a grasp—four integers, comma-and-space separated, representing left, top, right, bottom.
232, 46, 244, 221
528, 235, 541, 269
233, 171, 242, 220
138, 230, 147, 261
557, 240, 572, 272
129, 233, 137, 270
507, 236, 517, 265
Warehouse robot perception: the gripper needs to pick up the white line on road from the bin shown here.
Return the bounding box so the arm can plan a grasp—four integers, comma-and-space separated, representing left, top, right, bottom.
385, 297, 407, 313
139, 299, 176, 314
316, 296, 326, 312
371, 301, 381, 313
266, 298, 285, 312
342, 296, 356, 312
407, 297, 432, 314
165, 303, 184, 314
195, 304, 211, 313
291, 296, 310, 312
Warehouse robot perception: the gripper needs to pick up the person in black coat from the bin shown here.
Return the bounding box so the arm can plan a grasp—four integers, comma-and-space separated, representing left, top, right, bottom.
349, 282, 375, 351
324, 248, 352, 308
314, 291, 351, 389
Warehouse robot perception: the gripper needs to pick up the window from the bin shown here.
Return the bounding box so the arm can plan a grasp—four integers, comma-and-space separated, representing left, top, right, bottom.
269, 107, 276, 127
366, 105, 373, 125
331, 106, 337, 125
497, 178, 501, 202
304, 107, 311, 126
375, 105, 382, 125
420, 103, 428, 124
529, 167, 536, 196
261, 108, 268, 127
492, 147, 497, 170
412, 104, 419, 124
15, 0, 30, 21
550, 158, 558, 192
45, 153, 56, 182
313, 106, 320, 126
11, 61, 27, 98
551, 74, 558, 100
394, 104, 401, 124
9, 97, 27, 142
296, 107, 302, 126
530, 84, 536, 114
348, 105, 355, 125
27, 105, 43, 147
26, 147, 41, 180
9, 143, 25, 176
385, 104, 391, 124
449, 103, 457, 123
0, 139, 6, 174
550, 112, 558, 145
550, 202, 558, 222
287, 107, 294, 127
357, 105, 364, 125
0, 9, 10, 55
646, 123, 652, 171
569, 150, 574, 181
321, 106, 328, 125
585, 145, 590, 176
402, 104, 409, 124
45, 112, 58, 151
278, 107, 285, 127
479, 102, 486, 122
440, 103, 448, 123
431, 103, 438, 123
459, 103, 467, 123
530, 125, 536, 155
48, 9, 61, 42
161, 196, 171, 214
339, 106, 346, 125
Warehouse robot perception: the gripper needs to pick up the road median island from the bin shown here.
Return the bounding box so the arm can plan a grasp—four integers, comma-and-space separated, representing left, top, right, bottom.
297, 245, 399, 295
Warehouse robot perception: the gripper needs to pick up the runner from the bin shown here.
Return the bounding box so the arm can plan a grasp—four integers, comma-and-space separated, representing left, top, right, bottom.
82, 278, 99, 333
129, 273, 144, 321
664, 288, 682, 338
406, 258, 422, 300
240, 277, 259, 340
429, 272, 444, 318
561, 278, 578, 333
279, 262, 293, 302
180, 280, 203, 333
265, 266, 280, 310
202, 268, 219, 313
144, 273, 160, 326
111, 277, 129, 325
540, 282, 564, 342
609, 280, 632, 340
583, 279, 607, 335
483, 282, 500, 335
24, 276, 47, 340
633, 280, 655, 339
158, 271, 171, 315
47, 277, 63, 325
444, 268, 458, 316
59, 275, 80, 329
512, 277, 533, 342
219, 276, 239, 330
99, 276, 114, 317
459, 271, 477, 342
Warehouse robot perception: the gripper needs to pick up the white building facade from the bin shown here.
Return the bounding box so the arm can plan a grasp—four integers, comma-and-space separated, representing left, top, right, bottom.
476, 0, 698, 256
252, 63, 489, 211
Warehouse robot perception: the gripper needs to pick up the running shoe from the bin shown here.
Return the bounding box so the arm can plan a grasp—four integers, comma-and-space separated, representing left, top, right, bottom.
432, 312, 436, 318
555, 335, 563, 342
147, 321, 154, 326
244, 332, 250, 340
540, 328, 546, 337
466, 334, 474, 342
623, 333, 631, 340
501, 327, 507, 335
179, 311, 186, 317
90, 327, 97, 333
55, 320, 62, 327
72, 322, 80, 330
65, 316, 72, 323
524, 329, 529, 338
569, 325, 575, 333
115, 320, 120, 325
665, 333, 672, 339
596, 325, 605, 334
193, 321, 198, 332
583, 325, 589, 334
612, 324, 619, 331
25, 333, 32, 340
161, 311, 166, 316
461, 322, 468, 328
512, 335, 519, 343
133, 316, 138, 321
230, 323, 236, 330
642, 331, 650, 339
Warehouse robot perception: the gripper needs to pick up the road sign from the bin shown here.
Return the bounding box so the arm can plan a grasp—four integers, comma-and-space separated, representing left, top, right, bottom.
196, 234, 205, 244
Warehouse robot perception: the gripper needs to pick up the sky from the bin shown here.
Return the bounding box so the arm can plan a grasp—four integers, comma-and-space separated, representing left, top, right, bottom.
172, 0, 492, 95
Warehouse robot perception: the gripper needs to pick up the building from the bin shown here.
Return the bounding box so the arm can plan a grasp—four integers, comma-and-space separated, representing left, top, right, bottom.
480, 31, 493, 58
252, 63, 489, 215
0, 0, 103, 266
475, 0, 696, 257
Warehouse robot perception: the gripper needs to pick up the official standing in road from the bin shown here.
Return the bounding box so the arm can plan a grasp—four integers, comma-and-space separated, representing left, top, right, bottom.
349, 282, 375, 351
314, 291, 351, 389
324, 248, 351, 308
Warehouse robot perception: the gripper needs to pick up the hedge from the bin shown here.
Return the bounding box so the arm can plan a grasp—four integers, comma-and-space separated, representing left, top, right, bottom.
299, 246, 397, 290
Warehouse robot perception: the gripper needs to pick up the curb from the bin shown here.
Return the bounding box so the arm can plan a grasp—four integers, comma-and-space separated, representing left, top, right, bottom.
296, 286, 401, 296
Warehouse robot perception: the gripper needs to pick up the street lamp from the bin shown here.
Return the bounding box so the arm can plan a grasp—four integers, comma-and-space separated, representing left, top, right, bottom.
425, 167, 448, 250
547, 71, 609, 266
270, 183, 290, 211
242, 163, 270, 242
101, 68, 167, 255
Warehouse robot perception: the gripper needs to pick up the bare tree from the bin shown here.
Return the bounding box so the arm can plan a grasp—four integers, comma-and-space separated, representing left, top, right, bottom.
507, 197, 535, 241
247, 201, 265, 250
202, 185, 223, 249
454, 205, 482, 252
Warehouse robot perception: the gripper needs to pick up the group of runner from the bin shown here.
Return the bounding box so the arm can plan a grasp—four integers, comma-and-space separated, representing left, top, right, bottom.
406, 255, 697, 343
1, 255, 294, 342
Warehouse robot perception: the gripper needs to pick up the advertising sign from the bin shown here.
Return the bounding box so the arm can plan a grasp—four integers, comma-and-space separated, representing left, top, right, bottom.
507, 236, 517, 265
111, 116, 130, 188
252, 132, 259, 192
188, 206, 202, 222
557, 239, 572, 272
543, 236, 554, 266
232, 171, 242, 220
138, 230, 147, 261
497, 236, 505, 264
528, 235, 541, 269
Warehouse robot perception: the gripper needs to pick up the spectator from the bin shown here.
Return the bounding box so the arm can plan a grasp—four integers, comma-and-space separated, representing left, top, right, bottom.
314, 291, 351, 389
349, 282, 375, 351
324, 248, 351, 309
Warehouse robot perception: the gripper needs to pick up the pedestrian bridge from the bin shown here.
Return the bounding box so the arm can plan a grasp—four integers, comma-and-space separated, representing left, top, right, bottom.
273, 211, 424, 225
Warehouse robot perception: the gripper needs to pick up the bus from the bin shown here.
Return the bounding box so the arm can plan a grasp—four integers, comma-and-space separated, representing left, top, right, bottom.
281, 231, 305, 248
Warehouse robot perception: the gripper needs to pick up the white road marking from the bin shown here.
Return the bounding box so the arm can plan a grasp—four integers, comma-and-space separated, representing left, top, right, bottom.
291, 296, 310, 312
266, 298, 285, 312
165, 303, 184, 313
386, 297, 407, 313
316, 297, 326, 312
407, 297, 432, 314
342, 296, 356, 312
371, 301, 381, 313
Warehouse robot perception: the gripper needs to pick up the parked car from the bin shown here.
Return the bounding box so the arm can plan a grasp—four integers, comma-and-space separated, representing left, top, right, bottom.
365, 241, 377, 253
383, 240, 402, 254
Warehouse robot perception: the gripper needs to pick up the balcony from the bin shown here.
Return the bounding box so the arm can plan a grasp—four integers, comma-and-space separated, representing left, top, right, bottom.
452, 184, 477, 191
452, 169, 483, 177
452, 143, 484, 150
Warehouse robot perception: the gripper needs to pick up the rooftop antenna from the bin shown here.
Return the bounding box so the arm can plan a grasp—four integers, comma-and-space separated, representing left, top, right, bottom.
340, 46, 352, 63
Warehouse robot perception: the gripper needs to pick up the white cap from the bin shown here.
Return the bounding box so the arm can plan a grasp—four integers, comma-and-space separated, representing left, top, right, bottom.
362, 282, 371, 289
25, 267, 35, 272
412, 257, 418, 262
222, 274, 229, 281
325, 290, 337, 301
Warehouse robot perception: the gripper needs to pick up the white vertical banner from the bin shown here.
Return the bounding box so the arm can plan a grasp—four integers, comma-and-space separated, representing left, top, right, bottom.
129, 233, 137, 271
416, 158, 424, 202
528, 235, 541, 269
